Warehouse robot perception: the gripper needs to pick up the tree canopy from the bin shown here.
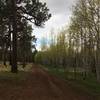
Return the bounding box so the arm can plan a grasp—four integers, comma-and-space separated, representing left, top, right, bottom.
0, 0, 51, 72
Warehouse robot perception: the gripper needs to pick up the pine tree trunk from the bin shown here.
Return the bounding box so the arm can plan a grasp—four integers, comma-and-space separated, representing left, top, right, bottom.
11, 0, 18, 73
23, 52, 26, 68
8, 22, 12, 66
3, 45, 7, 66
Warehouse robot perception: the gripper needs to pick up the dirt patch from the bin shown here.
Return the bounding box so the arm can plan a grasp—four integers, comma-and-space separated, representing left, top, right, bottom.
0, 64, 97, 100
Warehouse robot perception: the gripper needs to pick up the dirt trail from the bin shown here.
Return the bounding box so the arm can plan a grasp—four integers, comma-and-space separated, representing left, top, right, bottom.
24, 64, 94, 100
0, 64, 96, 100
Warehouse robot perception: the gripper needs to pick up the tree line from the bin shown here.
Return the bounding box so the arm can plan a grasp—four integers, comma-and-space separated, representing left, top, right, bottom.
0, 0, 51, 73
35, 0, 100, 82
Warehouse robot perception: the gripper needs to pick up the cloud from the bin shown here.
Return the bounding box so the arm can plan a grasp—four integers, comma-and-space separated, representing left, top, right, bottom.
46, 0, 75, 15
33, 0, 77, 50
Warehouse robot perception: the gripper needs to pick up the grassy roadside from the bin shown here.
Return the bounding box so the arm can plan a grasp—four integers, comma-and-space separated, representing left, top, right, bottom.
0, 63, 33, 81
41, 65, 100, 98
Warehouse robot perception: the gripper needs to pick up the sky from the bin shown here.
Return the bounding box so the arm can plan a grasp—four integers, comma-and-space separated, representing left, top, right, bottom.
33, 0, 76, 50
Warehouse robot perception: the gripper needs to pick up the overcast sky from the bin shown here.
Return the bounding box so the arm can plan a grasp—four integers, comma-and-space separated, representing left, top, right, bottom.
33, 0, 76, 50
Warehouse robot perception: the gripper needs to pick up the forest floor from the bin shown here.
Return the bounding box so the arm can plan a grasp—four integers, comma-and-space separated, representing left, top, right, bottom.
0, 64, 99, 100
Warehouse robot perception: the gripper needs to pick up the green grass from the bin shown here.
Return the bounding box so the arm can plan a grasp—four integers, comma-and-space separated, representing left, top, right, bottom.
42, 65, 100, 96
0, 63, 33, 81
0, 71, 29, 81
67, 76, 100, 95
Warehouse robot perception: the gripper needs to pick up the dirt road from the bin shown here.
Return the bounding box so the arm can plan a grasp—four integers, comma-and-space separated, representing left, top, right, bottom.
0, 64, 96, 100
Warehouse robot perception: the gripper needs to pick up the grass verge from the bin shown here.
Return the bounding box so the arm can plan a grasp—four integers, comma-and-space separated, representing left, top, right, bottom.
41, 65, 100, 98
